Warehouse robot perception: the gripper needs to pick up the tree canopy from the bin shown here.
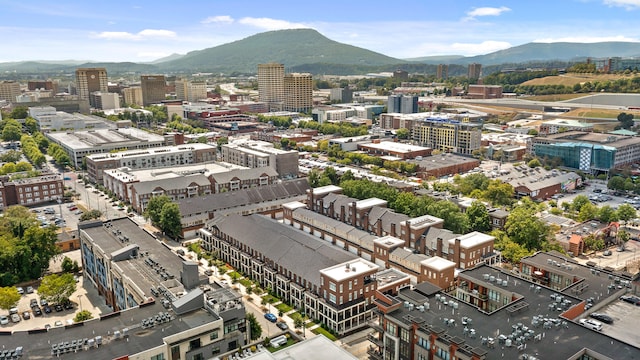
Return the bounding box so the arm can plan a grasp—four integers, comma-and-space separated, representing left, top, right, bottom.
38, 273, 76, 305
0, 287, 21, 310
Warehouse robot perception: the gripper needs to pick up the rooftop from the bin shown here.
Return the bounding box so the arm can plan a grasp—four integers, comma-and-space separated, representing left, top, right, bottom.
452, 231, 495, 249
359, 141, 430, 153
86, 143, 215, 162
320, 258, 379, 282
46, 128, 165, 151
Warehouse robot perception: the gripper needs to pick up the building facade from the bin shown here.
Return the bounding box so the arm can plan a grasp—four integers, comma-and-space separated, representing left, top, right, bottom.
388, 95, 418, 114
122, 86, 144, 106
0, 173, 64, 209
284, 73, 313, 113
467, 63, 482, 80
0, 80, 21, 102
258, 63, 285, 104
75, 68, 108, 107
141, 75, 167, 106
221, 139, 298, 179
412, 118, 482, 155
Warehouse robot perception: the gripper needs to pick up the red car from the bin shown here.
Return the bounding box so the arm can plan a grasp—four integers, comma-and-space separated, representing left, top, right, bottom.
69, 206, 78, 211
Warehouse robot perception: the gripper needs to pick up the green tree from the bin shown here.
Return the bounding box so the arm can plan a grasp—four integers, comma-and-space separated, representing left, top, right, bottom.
160, 202, 182, 239
79, 209, 102, 221
504, 199, 550, 250
617, 112, 635, 129
618, 229, 631, 250
246, 313, 262, 340
598, 205, 618, 223
2, 124, 22, 142
0, 287, 20, 310
617, 203, 637, 222
608, 176, 626, 190
466, 201, 492, 232
24, 117, 38, 133
38, 273, 77, 305
294, 316, 305, 330
216, 137, 228, 150
395, 128, 410, 139
0, 150, 22, 163
483, 180, 514, 206
74, 310, 94, 322
144, 195, 172, 224
577, 202, 598, 222
527, 158, 542, 168
571, 195, 591, 212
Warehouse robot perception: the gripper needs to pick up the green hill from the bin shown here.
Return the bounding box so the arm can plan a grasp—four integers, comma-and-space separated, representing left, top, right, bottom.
156, 28, 405, 73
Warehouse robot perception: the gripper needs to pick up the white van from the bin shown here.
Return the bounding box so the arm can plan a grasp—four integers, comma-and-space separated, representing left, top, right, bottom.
579, 318, 603, 331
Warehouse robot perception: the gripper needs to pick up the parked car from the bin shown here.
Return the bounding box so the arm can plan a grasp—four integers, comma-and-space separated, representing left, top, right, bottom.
26, 286, 34, 294
43, 305, 52, 314
264, 313, 277, 323
33, 307, 42, 317
10, 314, 20, 323
204, 269, 213, 276
54, 304, 63, 312
620, 295, 640, 305
63, 301, 73, 310
603, 250, 612, 256
74, 210, 84, 215
0, 315, 8, 325
21, 311, 30, 320
30, 299, 39, 308
590, 313, 613, 324
40, 299, 48, 306
276, 322, 288, 330
54, 320, 63, 327
16, 287, 24, 295
68, 206, 78, 211
579, 318, 603, 331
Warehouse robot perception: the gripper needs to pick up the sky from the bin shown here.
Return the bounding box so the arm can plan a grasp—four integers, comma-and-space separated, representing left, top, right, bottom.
1, 0, 640, 63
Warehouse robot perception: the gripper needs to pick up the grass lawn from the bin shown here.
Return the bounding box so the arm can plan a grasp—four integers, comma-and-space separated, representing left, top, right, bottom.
239, 278, 253, 287
228, 270, 242, 279
311, 327, 338, 341
525, 93, 588, 102
275, 302, 293, 313
261, 294, 279, 304
267, 338, 297, 353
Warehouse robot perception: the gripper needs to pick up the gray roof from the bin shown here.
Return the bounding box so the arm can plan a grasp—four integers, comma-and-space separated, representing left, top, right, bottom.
131, 174, 210, 194
177, 178, 310, 216
368, 206, 409, 234
510, 172, 581, 192
292, 207, 376, 251
209, 214, 356, 287
209, 166, 278, 184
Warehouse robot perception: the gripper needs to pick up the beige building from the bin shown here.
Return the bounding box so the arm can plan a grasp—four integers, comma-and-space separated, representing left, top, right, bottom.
75, 68, 108, 107
122, 86, 143, 106
284, 73, 313, 113
221, 139, 299, 179
90, 91, 120, 110
0, 80, 21, 102
141, 74, 166, 106
258, 63, 285, 104
175, 79, 208, 103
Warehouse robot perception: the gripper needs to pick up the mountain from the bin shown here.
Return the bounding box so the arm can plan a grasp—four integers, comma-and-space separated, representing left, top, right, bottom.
148, 53, 184, 64
413, 42, 640, 66
404, 55, 466, 64
156, 28, 405, 73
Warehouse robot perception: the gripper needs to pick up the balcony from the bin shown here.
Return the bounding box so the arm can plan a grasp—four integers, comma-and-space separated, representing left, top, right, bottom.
368, 333, 384, 347
368, 320, 383, 332
367, 346, 383, 360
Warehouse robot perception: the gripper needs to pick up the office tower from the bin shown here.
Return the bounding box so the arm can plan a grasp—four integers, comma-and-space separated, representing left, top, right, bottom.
388, 94, 418, 114
75, 68, 108, 106
122, 87, 143, 107
258, 63, 285, 103
141, 75, 166, 106
329, 87, 353, 103
90, 92, 120, 110
468, 63, 482, 80
283, 73, 313, 113
175, 79, 207, 103
0, 81, 21, 102
437, 64, 448, 80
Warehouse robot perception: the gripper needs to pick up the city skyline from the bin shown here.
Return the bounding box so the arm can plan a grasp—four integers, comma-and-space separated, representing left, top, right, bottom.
1, 0, 640, 63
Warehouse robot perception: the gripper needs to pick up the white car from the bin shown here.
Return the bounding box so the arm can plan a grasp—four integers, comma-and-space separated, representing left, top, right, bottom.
0, 315, 8, 325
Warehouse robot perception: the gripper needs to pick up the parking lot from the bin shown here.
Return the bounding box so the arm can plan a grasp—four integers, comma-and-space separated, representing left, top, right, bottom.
583, 297, 640, 345
0, 276, 110, 331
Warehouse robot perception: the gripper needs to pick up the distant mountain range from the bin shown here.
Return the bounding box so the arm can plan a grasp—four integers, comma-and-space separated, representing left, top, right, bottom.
1, 29, 640, 76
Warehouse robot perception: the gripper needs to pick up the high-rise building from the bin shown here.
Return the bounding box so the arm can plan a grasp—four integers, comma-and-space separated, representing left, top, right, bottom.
329, 88, 353, 103
90, 92, 120, 110
388, 94, 418, 114
175, 79, 208, 102
122, 86, 143, 106
75, 68, 108, 107
468, 63, 482, 80
283, 73, 313, 113
436, 64, 448, 79
0, 81, 21, 102
140, 75, 166, 106
258, 63, 285, 103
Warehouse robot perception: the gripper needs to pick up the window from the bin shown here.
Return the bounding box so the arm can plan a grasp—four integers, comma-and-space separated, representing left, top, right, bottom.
189, 338, 201, 351
329, 282, 336, 291
329, 294, 336, 304
209, 331, 219, 340
151, 354, 165, 360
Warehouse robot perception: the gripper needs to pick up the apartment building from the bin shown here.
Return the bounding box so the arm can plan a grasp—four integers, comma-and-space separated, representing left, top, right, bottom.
410, 153, 480, 179
436, 64, 448, 79
258, 63, 285, 104
357, 141, 431, 160
221, 139, 298, 178
199, 213, 382, 335
90, 91, 120, 110
0, 80, 21, 102
175, 79, 208, 102
75, 68, 108, 107
45, 127, 168, 168
466, 85, 503, 99
122, 86, 143, 106
468, 63, 482, 79
388, 94, 418, 114
141, 75, 167, 106
284, 73, 313, 113
0, 173, 64, 209
85, 143, 217, 182
412, 118, 482, 155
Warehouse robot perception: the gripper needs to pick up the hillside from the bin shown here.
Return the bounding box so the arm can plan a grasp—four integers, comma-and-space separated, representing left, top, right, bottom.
156, 29, 405, 73
521, 73, 637, 86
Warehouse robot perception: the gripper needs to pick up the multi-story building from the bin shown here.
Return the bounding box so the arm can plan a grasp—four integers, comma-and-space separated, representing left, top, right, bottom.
388, 94, 418, 114
85, 143, 217, 182
410, 153, 480, 179
467, 63, 482, 80
0, 173, 64, 209
122, 86, 143, 106
28, 106, 114, 132
75, 68, 108, 107
198, 213, 380, 335
141, 75, 167, 106
538, 118, 594, 135
422, 228, 497, 269
529, 131, 640, 173
357, 141, 431, 160
436, 64, 448, 79
46, 127, 168, 168
221, 139, 298, 179
27, 80, 57, 92
284, 73, 313, 113
329, 87, 353, 103
175, 79, 208, 102
0, 80, 21, 102
412, 118, 482, 155
466, 85, 503, 99
258, 63, 285, 104
90, 91, 120, 110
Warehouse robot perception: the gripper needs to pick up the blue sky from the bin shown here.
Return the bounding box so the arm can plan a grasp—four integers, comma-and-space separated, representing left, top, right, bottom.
1, 0, 640, 63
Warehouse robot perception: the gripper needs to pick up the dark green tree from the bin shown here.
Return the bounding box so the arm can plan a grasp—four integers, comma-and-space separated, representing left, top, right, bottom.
144, 195, 172, 224
504, 199, 550, 251
159, 202, 182, 239
246, 313, 262, 340
467, 201, 492, 232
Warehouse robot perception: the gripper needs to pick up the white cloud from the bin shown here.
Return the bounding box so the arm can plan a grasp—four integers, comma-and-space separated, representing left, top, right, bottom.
237, 17, 308, 31
466, 6, 511, 18
534, 35, 640, 42
603, 0, 640, 10
93, 29, 176, 40
450, 40, 512, 54
201, 15, 234, 24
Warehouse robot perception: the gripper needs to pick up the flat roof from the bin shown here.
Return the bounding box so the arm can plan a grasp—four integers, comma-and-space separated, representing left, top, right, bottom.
87, 143, 215, 162
420, 256, 456, 271
452, 231, 495, 249
356, 197, 387, 209
320, 258, 379, 282
47, 128, 165, 151
359, 141, 429, 153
